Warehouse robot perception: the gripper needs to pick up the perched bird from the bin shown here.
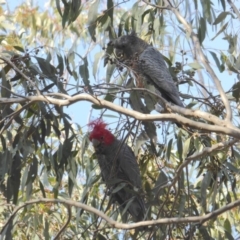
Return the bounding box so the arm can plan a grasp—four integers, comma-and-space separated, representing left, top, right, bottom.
108, 32, 184, 108
89, 119, 145, 222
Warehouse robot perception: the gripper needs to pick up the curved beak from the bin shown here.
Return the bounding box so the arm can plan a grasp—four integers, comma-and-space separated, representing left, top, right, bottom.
91, 138, 100, 148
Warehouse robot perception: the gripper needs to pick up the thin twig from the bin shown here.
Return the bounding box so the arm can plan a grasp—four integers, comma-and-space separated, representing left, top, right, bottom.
227, 0, 240, 20
1, 198, 240, 232
53, 204, 72, 240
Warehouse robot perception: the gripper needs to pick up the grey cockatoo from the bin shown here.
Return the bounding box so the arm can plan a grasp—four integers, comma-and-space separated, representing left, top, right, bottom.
108, 32, 184, 108
89, 119, 146, 222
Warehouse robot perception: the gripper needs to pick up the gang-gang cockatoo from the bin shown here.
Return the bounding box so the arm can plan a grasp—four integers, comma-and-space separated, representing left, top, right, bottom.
108, 32, 184, 108
89, 119, 145, 221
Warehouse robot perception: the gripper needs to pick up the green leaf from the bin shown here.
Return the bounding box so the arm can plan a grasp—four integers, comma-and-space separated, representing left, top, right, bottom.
152, 171, 168, 197
40, 83, 55, 93
177, 133, 183, 161
178, 171, 186, 216
166, 138, 173, 161
55, 0, 62, 17
213, 12, 232, 25
102, 114, 118, 118
200, 0, 213, 24
142, 122, 157, 142
182, 136, 191, 159
96, 233, 108, 240
198, 17, 206, 44
39, 180, 46, 198
201, 171, 212, 211
92, 51, 102, 79
40, 119, 46, 144
52, 124, 61, 138
63, 116, 72, 139
1, 69, 11, 98
62, 1, 70, 28
106, 61, 115, 83
28, 155, 38, 184
209, 51, 223, 72
107, 0, 114, 24
57, 54, 64, 76
188, 62, 204, 70
224, 217, 231, 233
35, 57, 56, 76
211, 22, 228, 41
111, 182, 126, 193
1, 135, 6, 150
44, 220, 50, 239
70, 0, 82, 22
79, 57, 93, 94
98, 13, 110, 31
219, 0, 226, 11
88, 0, 99, 24
13, 132, 21, 148
121, 196, 134, 217
13, 45, 25, 52
11, 152, 21, 204
87, 0, 99, 41
232, 82, 240, 102
88, 24, 97, 42
129, 91, 147, 113
225, 162, 240, 174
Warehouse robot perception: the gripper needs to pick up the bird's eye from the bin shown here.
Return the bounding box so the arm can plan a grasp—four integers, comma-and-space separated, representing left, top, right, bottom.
118, 53, 123, 58
100, 136, 104, 140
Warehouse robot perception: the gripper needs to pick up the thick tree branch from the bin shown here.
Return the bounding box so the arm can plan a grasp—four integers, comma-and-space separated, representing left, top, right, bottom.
96, 87, 228, 127
0, 94, 240, 139
1, 198, 240, 232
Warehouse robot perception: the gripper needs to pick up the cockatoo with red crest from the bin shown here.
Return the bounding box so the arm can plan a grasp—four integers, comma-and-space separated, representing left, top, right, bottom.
89, 119, 145, 222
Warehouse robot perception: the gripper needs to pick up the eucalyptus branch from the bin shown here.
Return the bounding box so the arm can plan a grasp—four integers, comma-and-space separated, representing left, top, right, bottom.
1, 94, 240, 138
1, 198, 240, 232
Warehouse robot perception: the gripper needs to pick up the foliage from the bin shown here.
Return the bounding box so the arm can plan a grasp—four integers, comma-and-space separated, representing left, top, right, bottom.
0, 0, 240, 239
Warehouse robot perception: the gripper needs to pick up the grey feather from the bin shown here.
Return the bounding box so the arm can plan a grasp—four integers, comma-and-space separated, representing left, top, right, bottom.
140, 47, 184, 107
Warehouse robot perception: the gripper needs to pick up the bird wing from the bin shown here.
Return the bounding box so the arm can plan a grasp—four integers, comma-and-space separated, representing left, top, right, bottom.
116, 141, 142, 189
96, 153, 112, 183
139, 46, 184, 107
115, 141, 146, 220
